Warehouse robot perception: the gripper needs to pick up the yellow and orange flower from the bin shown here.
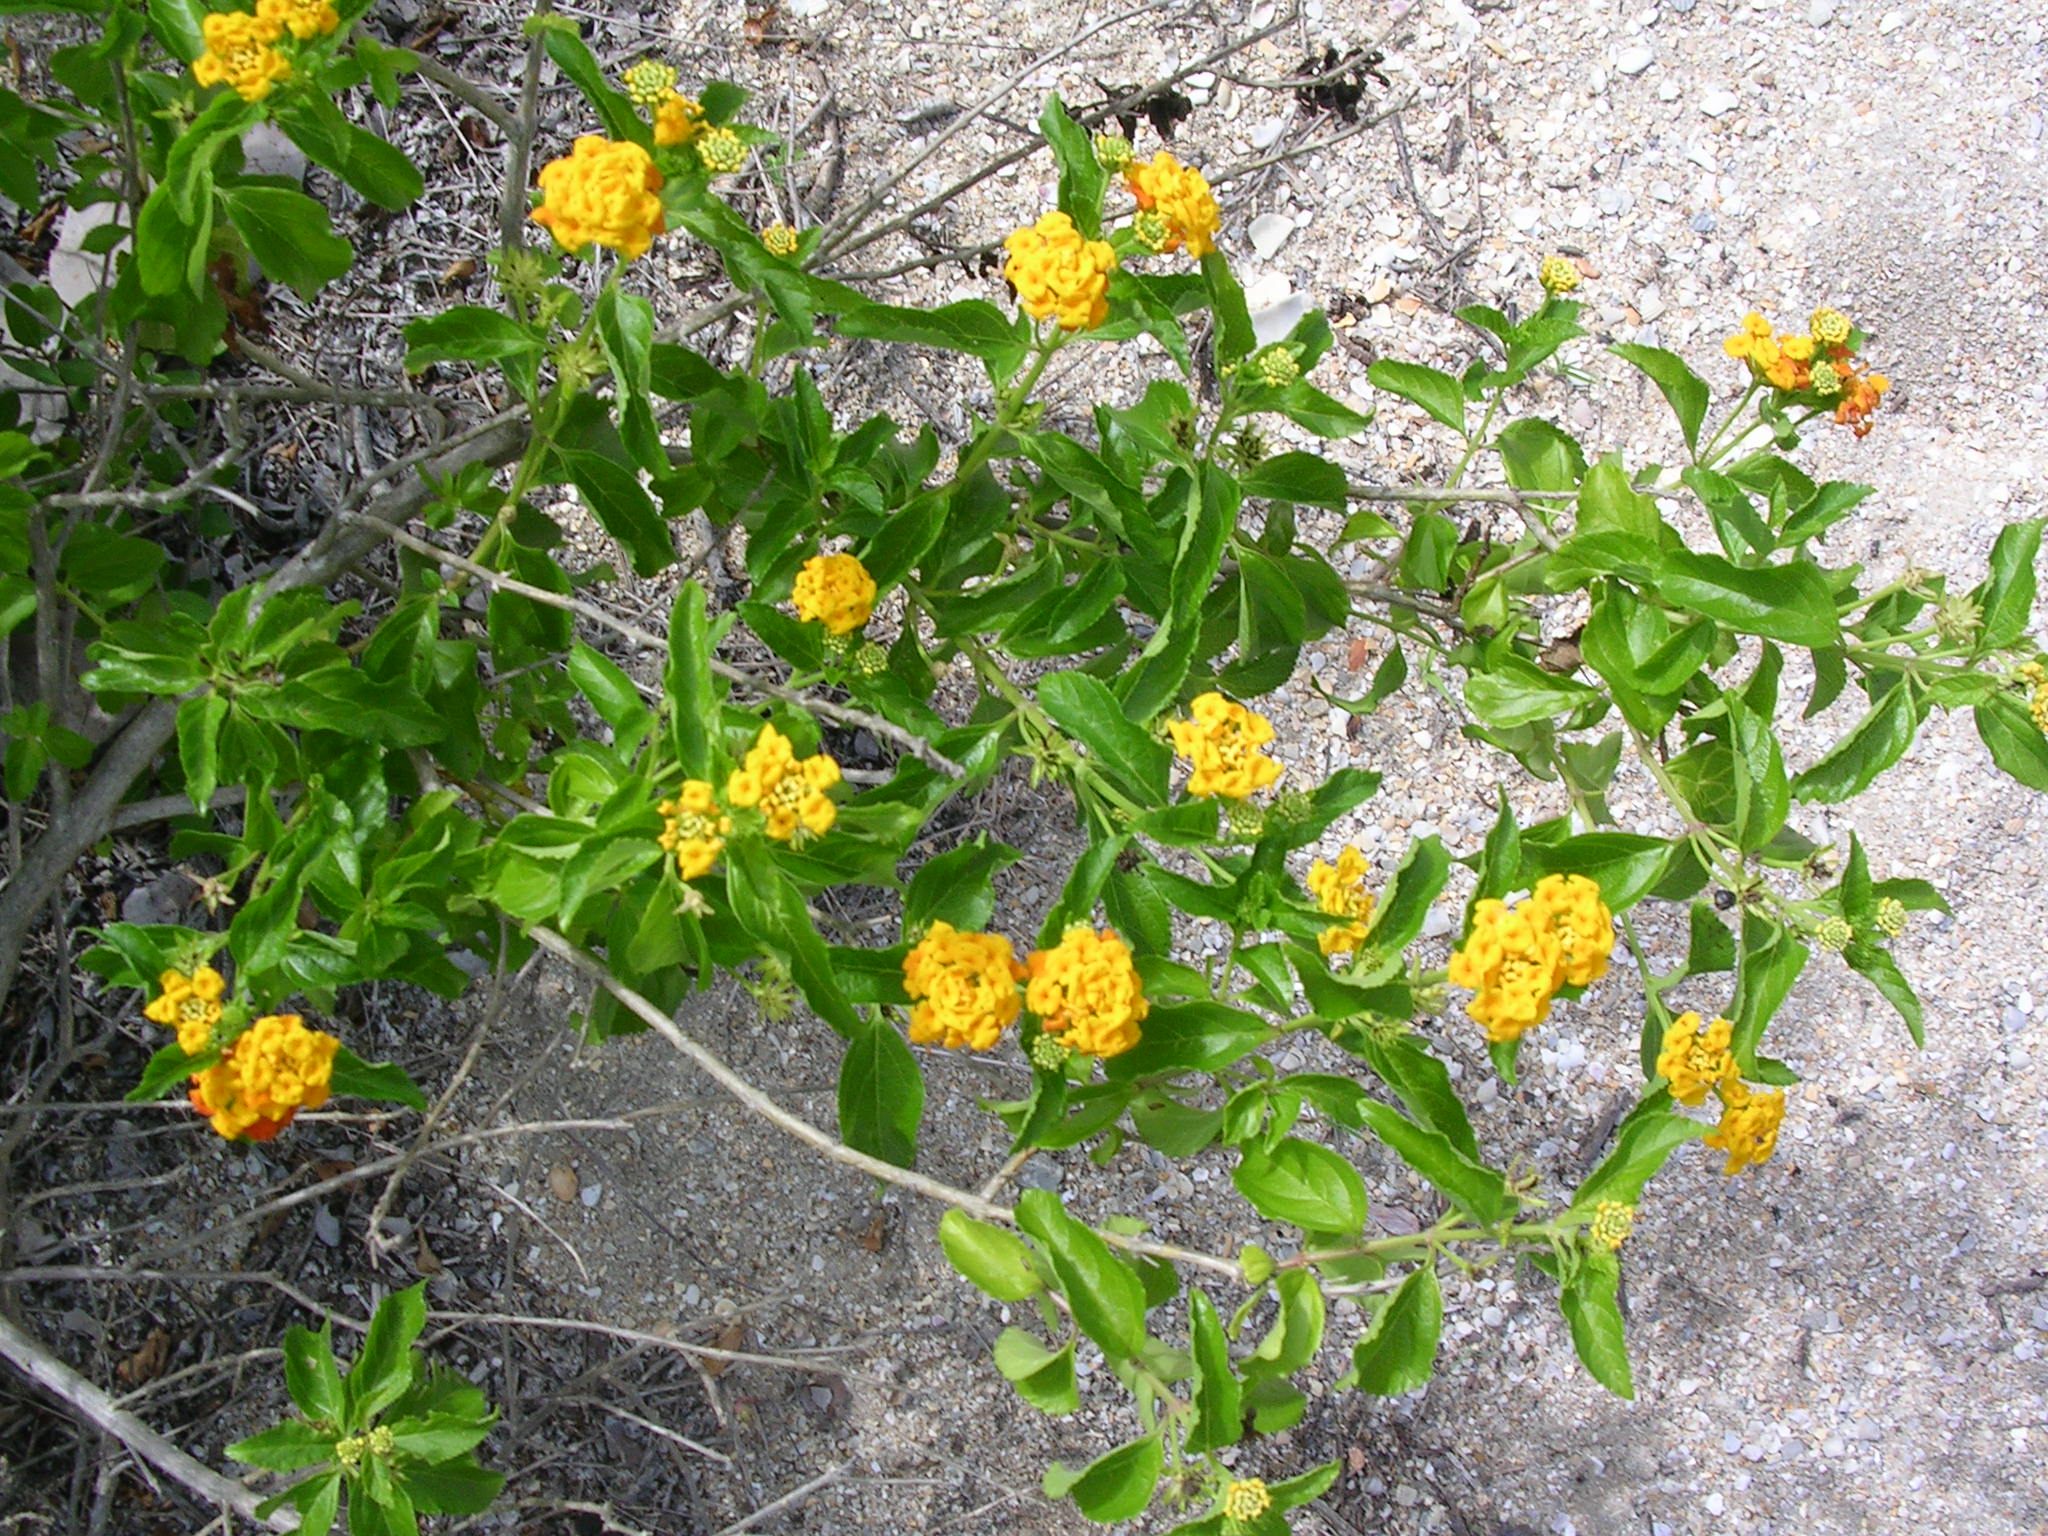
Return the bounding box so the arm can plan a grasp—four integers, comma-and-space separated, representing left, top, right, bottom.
1704, 1075, 1785, 1175
143, 965, 229, 1056
188, 1014, 338, 1141
654, 91, 707, 147
1125, 151, 1220, 258
1308, 845, 1377, 957
533, 137, 666, 261
255, 0, 339, 40
1025, 926, 1147, 1058
903, 921, 1025, 1051
1655, 1010, 1736, 1107
1448, 898, 1564, 1043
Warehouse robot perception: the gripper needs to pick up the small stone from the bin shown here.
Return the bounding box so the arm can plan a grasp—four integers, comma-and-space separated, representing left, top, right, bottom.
1701, 88, 1741, 117
1617, 45, 1655, 75
1878, 8, 1906, 32
1692, 211, 1719, 233
1016, 1156, 1063, 1191
580, 1182, 603, 1208
1808, 0, 1836, 23
1705, 1492, 1727, 1516
1664, 0, 1695, 11
313, 1204, 341, 1247
548, 1164, 580, 1202
1248, 212, 1294, 259
1250, 116, 1288, 151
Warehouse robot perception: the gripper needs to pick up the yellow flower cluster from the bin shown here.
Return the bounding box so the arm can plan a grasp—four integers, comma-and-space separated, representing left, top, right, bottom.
696, 126, 748, 174
1126, 151, 1220, 258
1222, 1478, 1272, 1523
654, 92, 707, 147
188, 1014, 338, 1141
1527, 873, 1615, 987
1539, 254, 1581, 294
762, 222, 800, 257
1447, 874, 1613, 1043
1655, 1013, 1786, 1175
1655, 1010, 1734, 1106
1026, 926, 1148, 1058
257, 0, 338, 40
727, 723, 842, 841
144, 965, 228, 1055
1704, 1075, 1786, 1175
192, 11, 293, 102
533, 137, 666, 261
1002, 211, 1117, 332
1167, 692, 1283, 801
621, 59, 678, 108
657, 780, 731, 879
2021, 660, 2048, 735
791, 552, 877, 636
1722, 311, 1817, 391
1588, 1199, 1635, 1251
903, 921, 1025, 1050
1309, 845, 1377, 957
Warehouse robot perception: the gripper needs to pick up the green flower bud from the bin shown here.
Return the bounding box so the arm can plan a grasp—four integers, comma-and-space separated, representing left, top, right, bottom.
1028, 1032, 1071, 1073
1873, 896, 1908, 938
1814, 915, 1854, 953
1093, 131, 1135, 171
1250, 344, 1300, 387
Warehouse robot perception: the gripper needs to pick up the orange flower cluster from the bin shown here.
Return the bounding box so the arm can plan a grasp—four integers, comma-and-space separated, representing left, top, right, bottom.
188, 1014, 339, 1141
1723, 306, 1889, 437
533, 137, 666, 261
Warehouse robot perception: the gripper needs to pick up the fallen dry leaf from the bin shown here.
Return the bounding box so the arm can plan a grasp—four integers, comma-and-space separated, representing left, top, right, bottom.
441, 258, 476, 286
701, 1317, 749, 1377
117, 1328, 172, 1386
855, 1210, 887, 1253
1346, 636, 1371, 672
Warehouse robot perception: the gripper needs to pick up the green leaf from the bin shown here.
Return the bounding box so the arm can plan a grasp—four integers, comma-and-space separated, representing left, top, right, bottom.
284, 1323, 344, 1423
1519, 831, 1672, 914
1975, 693, 2048, 791
1791, 685, 1917, 803
345, 1283, 425, 1427
1199, 250, 1255, 366
290, 1471, 341, 1536
1367, 359, 1466, 434
1686, 899, 1736, 974
1038, 670, 1171, 800
1561, 1249, 1633, 1397
1267, 1460, 1342, 1512
176, 692, 227, 812
837, 300, 1028, 375
557, 444, 672, 578
1104, 1000, 1275, 1081
1843, 940, 1924, 1047
61, 524, 165, 607
1356, 1101, 1512, 1225
125, 1042, 202, 1103
1363, 833, 1450, 957
1730, 914, 1809, 1068
1013, 1189, 1146, 1359
1354, 1037, 1478, 1160
227, 1420, 335, 1472
1611, 343, 1709, 452
1569, 1097, 1701, 1213
146, 0, 205, 59
566, 643, 652, 747
1041, 94, 1107, 238
1464, 652, 1601, 730
386, 1410, 492, 1464
537, 23, 641, 140
1239, 450, 1349, 508
904, 838, 1019, 934
665, 581, 723, 778
1495, 416, 1586, 494
1973, 517, 2043, 653
1656, 550, 1840, 648
938, 1209, 1041, 1301
1184, 1288, 1241, 1453
1349, 1264, 1441, 1395
993, 1328, 1079, 1414
402, 307, 538, 371
1682, 465, 1774, 560
217, 184, 353, 299
1576, 454, 1662, 542
272, 96, 422, 209
1121, 463, 1234, 720
1231, 1137, 1366, 1234
1046, 1433, 1163, 1523
1240, 1267, 1326, 1386
1870, 876, 1951, 917
401, 1460, 504, 1516
837, 1015, 922, 1168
